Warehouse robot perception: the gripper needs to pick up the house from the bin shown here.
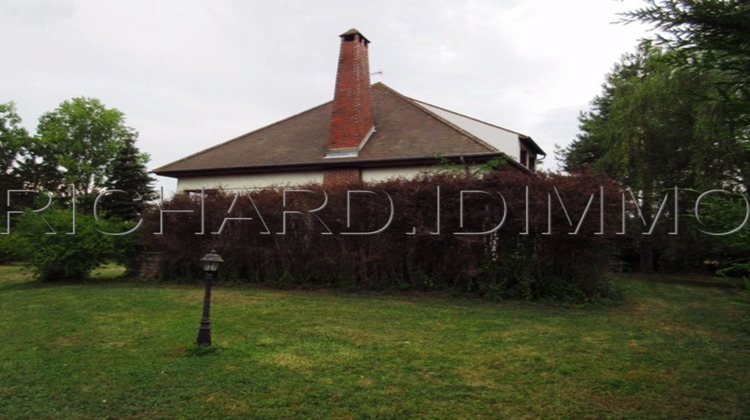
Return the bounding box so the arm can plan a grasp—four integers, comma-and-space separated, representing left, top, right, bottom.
154, 29, 545, 191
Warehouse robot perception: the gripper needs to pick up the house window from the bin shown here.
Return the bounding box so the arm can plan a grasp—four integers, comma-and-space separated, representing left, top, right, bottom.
520, 150, 528, 167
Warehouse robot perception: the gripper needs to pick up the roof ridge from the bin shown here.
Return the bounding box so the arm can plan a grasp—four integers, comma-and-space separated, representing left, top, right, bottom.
372, 83, 498, 153
153, 100, 333, 173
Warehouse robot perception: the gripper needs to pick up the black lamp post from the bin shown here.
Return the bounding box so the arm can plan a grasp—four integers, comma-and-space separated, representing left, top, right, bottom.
196, 249, 223, 346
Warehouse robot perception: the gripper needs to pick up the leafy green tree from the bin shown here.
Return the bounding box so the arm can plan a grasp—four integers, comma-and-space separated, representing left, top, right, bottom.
4, 98, 152, 270
562, 42, 739, 188
559, 42, 741, 271
0, 102, 29, 192
621, 0, 750, 189
0, 102, 31, 262
99, 138, 156, 221
23, 97, 137, 201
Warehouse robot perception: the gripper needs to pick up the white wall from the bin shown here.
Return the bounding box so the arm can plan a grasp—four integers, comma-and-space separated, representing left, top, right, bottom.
176, 171, 325, 191
362, 166, 432, 183
175, 166, 440, 192
174, 163, 487, 192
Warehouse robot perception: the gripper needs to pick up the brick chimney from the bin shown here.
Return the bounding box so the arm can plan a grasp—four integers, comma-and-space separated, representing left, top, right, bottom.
326, 28, 375, 158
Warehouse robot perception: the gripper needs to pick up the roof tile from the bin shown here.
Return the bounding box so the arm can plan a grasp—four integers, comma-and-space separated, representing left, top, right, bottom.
155, 83, 510, 175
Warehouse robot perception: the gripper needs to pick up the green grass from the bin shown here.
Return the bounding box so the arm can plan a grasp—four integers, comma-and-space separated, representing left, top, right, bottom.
0, 267, 748, 419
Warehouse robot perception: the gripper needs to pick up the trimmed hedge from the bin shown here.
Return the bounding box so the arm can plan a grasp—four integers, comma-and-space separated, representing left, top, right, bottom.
143, 170, 622, 300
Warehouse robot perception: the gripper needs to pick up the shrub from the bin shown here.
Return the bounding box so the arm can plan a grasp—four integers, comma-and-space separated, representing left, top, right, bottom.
0, 229, 21, 263
143, 170, 622, 300
8, 206, 136, 281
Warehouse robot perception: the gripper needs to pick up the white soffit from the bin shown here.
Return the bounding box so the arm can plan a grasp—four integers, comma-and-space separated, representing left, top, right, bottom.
412, 100, 521, 158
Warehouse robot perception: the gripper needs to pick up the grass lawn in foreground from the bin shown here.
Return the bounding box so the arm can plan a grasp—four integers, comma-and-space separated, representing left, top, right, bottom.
0, 265, 748, 419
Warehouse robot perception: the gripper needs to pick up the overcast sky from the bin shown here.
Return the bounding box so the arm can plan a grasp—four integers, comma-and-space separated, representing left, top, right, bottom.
1, 0, 653, 194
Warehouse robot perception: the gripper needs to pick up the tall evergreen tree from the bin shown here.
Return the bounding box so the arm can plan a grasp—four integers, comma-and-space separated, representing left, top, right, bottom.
100, 138, 156, 221
622, 0, 750, 87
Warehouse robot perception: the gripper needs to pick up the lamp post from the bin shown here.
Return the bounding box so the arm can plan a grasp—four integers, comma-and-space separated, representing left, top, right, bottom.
196, 249, 223, 346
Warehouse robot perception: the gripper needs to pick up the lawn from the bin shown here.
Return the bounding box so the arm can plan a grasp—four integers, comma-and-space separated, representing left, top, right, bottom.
0, 265, 748, 419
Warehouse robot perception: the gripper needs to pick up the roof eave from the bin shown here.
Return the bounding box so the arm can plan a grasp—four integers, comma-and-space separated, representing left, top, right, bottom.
520, 135, 546, 156
153, 152, 531, 179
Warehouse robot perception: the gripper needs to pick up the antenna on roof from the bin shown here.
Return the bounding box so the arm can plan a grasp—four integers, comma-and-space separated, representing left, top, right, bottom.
371, 71, 383, 76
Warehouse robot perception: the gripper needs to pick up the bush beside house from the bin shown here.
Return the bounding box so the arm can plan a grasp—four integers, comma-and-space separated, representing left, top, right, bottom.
145, 170, 622, 301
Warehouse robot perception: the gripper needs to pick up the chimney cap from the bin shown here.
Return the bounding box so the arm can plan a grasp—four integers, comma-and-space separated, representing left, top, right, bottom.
340, 28, 369, 44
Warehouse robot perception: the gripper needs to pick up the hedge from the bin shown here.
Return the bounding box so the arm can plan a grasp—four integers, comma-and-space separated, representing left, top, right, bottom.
142, 170, 622, 300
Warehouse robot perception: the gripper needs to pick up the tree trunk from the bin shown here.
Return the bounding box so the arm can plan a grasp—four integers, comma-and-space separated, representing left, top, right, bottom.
639, 237, 655, 272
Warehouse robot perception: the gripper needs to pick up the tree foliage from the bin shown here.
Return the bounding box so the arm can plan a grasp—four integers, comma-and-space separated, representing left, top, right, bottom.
0, 103, 32, 262
561, 42, 741, 189
0, 102, 29, 192
2, 98, 154, 270
100, 138, 156, 221
9, 206, 136, 281
621, 0, 750, 188
559, 42, 744, 271
621, 0, 750, 88
21, 97, 138, 199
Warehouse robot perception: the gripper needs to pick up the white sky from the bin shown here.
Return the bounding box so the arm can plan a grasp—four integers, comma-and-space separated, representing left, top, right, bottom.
0, 0, 653, 195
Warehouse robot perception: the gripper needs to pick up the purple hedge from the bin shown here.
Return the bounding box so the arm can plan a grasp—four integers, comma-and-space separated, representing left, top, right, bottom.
141, 170, 622, 300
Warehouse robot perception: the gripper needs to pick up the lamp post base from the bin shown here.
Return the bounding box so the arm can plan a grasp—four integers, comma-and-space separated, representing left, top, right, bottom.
196, 319, 211, 346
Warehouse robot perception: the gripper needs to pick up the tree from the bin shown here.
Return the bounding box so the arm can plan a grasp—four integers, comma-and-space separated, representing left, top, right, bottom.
0, 102, 31, 262
2, 98, 151, 271
562, 42, 739, 186
621, 0, 750, 87
621, 0, 750, 188
100, 138, 156, 221
559, 42, 741, 271
24, 97, 137, 200
0, 102, 29, 192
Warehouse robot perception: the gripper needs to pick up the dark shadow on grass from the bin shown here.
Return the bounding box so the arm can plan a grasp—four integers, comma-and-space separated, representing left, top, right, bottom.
633, 272, 744, 288
0, 274, 154, 293
184, 343, 223, 357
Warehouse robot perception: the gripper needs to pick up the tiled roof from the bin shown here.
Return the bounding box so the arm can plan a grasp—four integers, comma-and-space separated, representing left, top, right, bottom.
154, 82, 526, 176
